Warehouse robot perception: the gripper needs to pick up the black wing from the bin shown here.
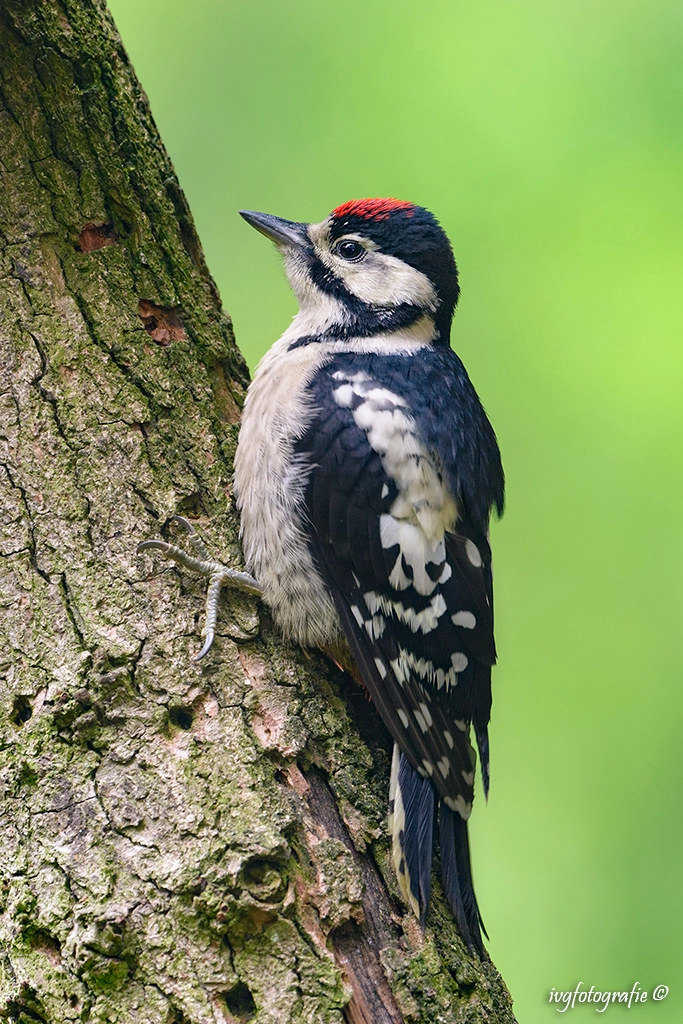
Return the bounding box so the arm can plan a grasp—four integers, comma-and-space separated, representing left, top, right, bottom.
297, 354, 502, 947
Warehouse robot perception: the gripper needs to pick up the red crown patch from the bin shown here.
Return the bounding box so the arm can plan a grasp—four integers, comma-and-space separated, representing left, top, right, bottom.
332, 198, 416, 222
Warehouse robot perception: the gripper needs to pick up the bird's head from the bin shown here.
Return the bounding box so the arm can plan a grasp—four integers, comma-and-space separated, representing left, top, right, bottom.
240, 199, 459, 344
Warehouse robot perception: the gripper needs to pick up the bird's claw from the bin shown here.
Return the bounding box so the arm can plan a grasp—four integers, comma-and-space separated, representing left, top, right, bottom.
137, 516, 262, 661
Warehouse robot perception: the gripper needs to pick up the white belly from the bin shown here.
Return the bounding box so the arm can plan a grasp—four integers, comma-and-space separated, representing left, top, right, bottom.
233, 335, 341, 648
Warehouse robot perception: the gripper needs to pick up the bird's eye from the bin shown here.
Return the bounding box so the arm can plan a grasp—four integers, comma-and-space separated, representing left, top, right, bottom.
335, 239, 365, 261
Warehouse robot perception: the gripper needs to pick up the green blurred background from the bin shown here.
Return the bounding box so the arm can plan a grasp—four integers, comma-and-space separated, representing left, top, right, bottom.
108, 1, 683, 1019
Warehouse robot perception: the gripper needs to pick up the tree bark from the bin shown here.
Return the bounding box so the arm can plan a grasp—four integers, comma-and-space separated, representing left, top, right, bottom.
0, 2, 517, 1022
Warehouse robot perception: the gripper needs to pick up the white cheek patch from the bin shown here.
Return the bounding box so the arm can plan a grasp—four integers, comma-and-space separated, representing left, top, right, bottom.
339, 250, 439, 310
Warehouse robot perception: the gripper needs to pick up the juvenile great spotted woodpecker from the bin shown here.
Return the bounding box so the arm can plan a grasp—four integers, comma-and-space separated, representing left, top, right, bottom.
139, 198, 504, 952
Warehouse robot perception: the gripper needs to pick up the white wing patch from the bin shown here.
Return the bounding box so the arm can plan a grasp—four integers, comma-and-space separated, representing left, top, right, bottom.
391, 647, 467, 692
332, 371, 458, 610
364, 589, 448, 634
379, 516, 449, 596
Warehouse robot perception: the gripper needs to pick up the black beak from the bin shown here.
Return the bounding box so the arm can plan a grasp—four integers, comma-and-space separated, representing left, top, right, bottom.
239, 210, 308, 248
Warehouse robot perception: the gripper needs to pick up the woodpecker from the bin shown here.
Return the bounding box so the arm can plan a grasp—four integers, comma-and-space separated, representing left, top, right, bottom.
140, 198, 504, 952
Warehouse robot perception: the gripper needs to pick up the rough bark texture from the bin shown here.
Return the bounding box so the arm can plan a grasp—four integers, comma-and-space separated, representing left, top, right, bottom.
0, 2, 517, 1022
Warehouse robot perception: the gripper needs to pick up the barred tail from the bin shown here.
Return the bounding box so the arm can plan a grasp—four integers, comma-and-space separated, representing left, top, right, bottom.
389, 744, 487, 953
389, 745, 434, 926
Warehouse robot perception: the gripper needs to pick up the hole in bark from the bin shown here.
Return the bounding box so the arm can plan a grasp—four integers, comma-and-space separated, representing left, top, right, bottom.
18, 762, 38, 787
241, 860, 270, 885
25, 928, 61, 954
138, 299, 186, 346
77, 222, 117, 252
11, 695, 32, 726
69, 995, 79, 1008
220, 982, 256, 1021
176, 491, 205, 517
239, 859, 287, 903
168, 706, 194, 731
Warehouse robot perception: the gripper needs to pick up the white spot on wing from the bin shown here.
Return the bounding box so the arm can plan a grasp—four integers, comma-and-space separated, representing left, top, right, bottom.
443, 730, 454, 749
374, 657, 387, 679
438, 562, 452, 584
350, 604, 364, 628
331, 370, 371, 384
364, 590, 448, 634
437, 757, 451, 778
332, 384, 354, 408
465, 539, 482, 567
444, 794, 472, 819
452, 610, 476, 629
390, 657, 407, 686
365, 614, 386, 639
419, 702, 433, 728
391, 647, 464, 691
421, 759, 434, 776
362, 386, 407, 408
397, 708, 409, 728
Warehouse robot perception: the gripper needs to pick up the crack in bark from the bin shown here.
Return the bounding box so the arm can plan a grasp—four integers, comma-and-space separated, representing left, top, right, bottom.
1, 459, 51, 584
57, 572, 88, 652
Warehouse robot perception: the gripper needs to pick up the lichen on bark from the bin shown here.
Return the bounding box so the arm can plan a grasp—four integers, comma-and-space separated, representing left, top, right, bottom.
0, 2, 516, 1022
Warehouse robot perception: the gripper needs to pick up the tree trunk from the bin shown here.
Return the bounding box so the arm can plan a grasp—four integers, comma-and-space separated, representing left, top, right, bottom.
0, 2, 517, 1022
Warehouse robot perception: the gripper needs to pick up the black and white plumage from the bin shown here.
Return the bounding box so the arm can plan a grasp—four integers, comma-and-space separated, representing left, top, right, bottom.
232, 198, 504, 951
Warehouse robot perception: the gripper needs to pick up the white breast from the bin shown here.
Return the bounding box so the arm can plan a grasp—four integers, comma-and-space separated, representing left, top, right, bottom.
234, 333, 340, 648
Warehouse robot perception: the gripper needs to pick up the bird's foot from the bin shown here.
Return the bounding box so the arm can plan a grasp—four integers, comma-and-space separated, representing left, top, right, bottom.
137, 515, 262, 661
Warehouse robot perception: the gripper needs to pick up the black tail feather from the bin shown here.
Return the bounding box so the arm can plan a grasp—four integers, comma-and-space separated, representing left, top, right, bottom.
439, 801, 486, 954
474, 722, 490, 799
397, 752, 435, 926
